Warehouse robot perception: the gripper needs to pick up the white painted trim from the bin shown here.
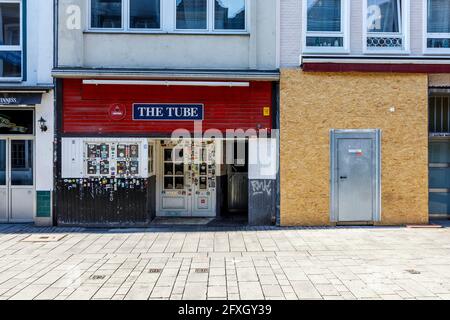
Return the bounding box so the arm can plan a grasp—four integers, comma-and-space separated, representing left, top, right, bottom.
275, 0, 280, 69
302, 0, 350, 54
82, 79, 250, 87
362, 0, 410, 55
423, 0, 450, 55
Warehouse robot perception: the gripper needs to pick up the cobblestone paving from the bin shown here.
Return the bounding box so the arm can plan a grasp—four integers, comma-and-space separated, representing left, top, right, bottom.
0, 222, 450, 300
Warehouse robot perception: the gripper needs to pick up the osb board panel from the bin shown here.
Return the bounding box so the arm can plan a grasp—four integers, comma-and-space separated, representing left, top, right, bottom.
280, 71, 429, 226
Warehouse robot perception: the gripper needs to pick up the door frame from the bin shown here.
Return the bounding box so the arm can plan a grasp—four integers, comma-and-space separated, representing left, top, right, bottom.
0, 136, 36, 223
0, 138, 9, 223
330, 129, 381, 223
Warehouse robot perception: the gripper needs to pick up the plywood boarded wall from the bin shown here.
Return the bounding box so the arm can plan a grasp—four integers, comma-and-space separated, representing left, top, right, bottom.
280, 71, 429, 226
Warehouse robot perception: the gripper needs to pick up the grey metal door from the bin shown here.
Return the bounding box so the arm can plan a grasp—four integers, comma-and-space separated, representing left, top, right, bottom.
337, 138, 373, 221
331, 130, 381, 223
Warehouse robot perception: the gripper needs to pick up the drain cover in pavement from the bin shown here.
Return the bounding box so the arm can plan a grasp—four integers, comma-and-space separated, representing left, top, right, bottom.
195, 268, 209, 273
90, 275, 106, 280
405, 269, 421, 274
22, 234, 67, 242
148, 268, 162, 273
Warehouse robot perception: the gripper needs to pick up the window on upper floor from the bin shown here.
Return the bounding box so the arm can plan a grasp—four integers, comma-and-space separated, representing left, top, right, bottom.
89, 0, 247, 33
91, 0, 123, 29
426, 0, 450, 53
90, 0, 161, 30
0, 0, 21, 81
130, 0, 161, 29
364, 0, 409, 53
303, 0, 349, 53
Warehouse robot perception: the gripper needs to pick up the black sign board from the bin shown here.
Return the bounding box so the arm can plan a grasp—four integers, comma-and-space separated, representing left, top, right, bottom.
0, 93, 42, 105
0, 110, 34, 134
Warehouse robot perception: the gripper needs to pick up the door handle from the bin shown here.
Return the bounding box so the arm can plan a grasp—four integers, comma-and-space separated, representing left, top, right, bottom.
340, 176, 348, 180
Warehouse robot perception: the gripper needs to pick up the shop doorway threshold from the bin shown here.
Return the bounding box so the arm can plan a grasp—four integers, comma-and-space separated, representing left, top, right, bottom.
150, 217, 215, 226
149, 216, 248, 228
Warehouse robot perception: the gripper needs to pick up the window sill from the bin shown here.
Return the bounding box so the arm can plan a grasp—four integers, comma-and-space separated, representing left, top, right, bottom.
363, 49, 411, 55
302, 48, 350, 55
83, 30, 250, 36
0, 78, 23, 83
423, 50, 450, 56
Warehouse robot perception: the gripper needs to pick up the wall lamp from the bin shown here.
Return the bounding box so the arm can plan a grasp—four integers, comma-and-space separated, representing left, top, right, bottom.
38, 117, 48, 132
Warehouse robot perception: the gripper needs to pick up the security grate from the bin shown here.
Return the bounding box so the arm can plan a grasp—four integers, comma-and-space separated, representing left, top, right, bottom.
429, 96, 450, 133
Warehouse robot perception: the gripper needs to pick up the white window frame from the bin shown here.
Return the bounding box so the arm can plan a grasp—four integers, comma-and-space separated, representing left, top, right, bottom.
362, 0, 410, 54
0, 0, 22, 82
87, 0, 249, 34
423, 0, 450, 55
302, 0, 350, 54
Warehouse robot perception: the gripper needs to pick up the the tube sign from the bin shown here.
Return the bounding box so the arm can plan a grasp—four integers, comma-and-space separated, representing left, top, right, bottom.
133, 104, 204, 121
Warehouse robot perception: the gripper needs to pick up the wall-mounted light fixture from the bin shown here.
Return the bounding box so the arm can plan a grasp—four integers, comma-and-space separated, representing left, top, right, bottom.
38, 117, 48, 132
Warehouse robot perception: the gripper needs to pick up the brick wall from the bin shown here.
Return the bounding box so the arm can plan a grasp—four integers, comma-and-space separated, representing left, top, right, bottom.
280, 70, 429, 226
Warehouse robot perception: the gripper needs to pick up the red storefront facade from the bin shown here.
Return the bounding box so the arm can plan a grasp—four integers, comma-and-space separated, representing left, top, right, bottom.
62, 79, 273, 135
56, 78, 277, 227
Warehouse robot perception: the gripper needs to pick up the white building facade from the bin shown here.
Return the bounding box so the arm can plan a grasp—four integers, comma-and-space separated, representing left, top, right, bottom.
0, 0, 54, 226
53, 0, 280, 227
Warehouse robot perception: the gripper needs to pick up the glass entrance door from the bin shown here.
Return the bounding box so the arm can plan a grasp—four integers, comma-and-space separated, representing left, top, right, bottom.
0, 138, 34, 222
157, 140, 216, 217
159, 144, 191, 216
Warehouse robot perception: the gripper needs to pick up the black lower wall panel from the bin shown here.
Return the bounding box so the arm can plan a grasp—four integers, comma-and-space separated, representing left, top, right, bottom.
56, 178, 156, 227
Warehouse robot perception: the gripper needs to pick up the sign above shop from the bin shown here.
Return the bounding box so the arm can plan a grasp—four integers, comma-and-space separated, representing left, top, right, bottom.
133, 104, 204, 121
0, 93, 43, 105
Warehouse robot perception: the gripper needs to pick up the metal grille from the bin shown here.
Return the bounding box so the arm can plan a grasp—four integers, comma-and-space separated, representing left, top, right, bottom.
429, 96, 450, 133
367, 36, 403, 48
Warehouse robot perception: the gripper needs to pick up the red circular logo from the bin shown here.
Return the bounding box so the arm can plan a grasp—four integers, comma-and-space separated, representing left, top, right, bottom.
109, 103, 126, 120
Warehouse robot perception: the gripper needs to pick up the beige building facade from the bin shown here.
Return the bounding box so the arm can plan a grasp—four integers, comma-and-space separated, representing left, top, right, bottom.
280, 70, 430, 226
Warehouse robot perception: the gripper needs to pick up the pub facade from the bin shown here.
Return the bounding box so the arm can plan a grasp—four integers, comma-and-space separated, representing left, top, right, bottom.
53, 0, 280, 226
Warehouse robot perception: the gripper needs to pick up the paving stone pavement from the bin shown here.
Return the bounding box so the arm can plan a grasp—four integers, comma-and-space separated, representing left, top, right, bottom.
0, 222, 450, 300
